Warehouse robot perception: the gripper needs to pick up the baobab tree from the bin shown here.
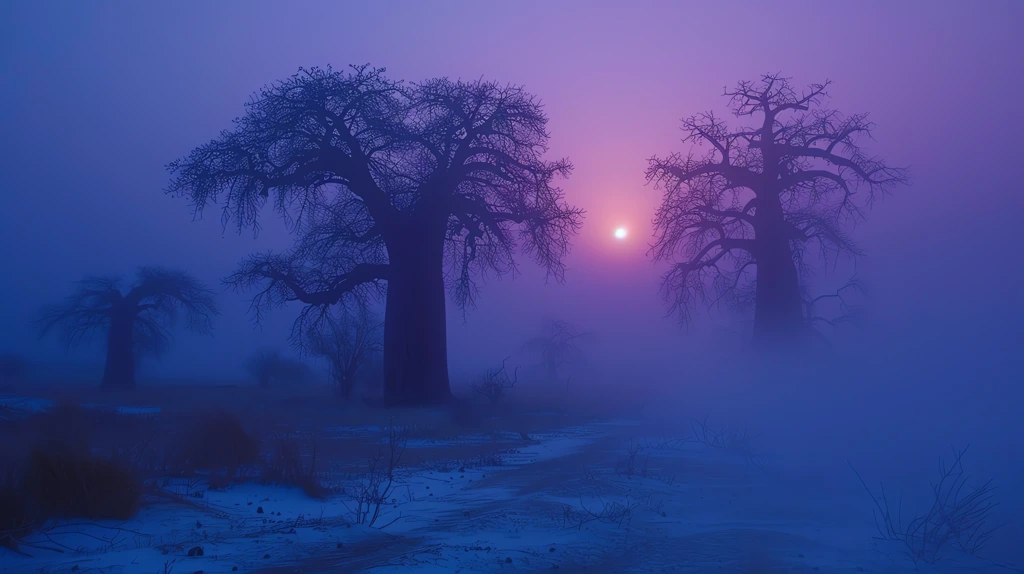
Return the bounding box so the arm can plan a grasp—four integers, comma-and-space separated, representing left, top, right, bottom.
308, 308, 383, 400
647, 75, 907, 346
38, 267, 217, 387
167, 65, 582, 406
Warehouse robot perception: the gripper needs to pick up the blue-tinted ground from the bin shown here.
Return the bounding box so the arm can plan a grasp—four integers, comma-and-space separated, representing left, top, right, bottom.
1, 383, 1019, 574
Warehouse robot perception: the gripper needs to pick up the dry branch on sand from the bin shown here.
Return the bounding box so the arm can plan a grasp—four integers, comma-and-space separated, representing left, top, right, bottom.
689, 415, 768, 472
850, 446, 1004, 565
562, 495, 640, 530
346, 421, 408, 528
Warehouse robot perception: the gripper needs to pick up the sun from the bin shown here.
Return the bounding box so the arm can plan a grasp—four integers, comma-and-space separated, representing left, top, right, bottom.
614, 227, 628, 240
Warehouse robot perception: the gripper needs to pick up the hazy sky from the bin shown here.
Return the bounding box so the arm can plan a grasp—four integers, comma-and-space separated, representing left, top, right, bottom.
1, 0, 1021, 385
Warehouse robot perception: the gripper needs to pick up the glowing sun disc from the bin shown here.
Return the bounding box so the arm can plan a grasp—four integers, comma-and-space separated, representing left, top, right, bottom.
614, 227, 628, 239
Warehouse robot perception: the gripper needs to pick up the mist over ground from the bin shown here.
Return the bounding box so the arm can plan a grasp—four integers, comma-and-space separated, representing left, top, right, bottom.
1, 0, 1022, 570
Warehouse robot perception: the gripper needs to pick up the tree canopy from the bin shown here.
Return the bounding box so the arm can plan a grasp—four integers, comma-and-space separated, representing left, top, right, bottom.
647, 74, 907, 341
38, 267, 217, 387
167, 65, 582, 403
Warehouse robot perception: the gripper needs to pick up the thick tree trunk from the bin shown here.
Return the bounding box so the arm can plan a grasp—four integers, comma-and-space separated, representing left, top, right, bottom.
381, 223, 452, 406
752, 198, 808, 347
101, 313, 136, 388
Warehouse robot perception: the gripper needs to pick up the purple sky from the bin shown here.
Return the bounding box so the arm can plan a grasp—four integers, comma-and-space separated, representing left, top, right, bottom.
0, 0, 1021, 385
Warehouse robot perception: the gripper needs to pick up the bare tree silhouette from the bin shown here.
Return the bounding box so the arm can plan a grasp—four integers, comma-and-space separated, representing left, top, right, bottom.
168, 65, 582, 405
308, 308, 383, 400
647, 74, 907, 346
38, 267, 217, 387
521, 318, 591, 383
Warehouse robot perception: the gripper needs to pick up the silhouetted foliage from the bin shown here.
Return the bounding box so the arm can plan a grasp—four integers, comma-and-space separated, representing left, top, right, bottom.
0, 409, 146, 552
308, 308, 383, 400
37, 267, 217, 387
260, 438, 326, 499
168, 65, 583, 405
173, 411, 261, 481
647, 75, 907, 346
244, 350, 314, 388
851, 447, 1004, 565
21, 447, 141, 521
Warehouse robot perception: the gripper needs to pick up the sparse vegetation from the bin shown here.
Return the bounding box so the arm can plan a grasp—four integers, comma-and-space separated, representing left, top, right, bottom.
562, 495, 640, 530
172, 410, 261, 483
347, 421, 407, 528
850, 446, 1004, 565
260, 437, 327, 499
471, 357, 518, 405
616, 440, 650, 478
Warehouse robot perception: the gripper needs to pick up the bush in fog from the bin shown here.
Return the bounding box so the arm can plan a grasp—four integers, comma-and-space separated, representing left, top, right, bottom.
173, 410, 261, 484
259, 438, 326, 499
245, 350, 314, 388
37, 267, 217, 388
308, 309, 383, 400
0, 410, 145, 551
21, 447, 141, 521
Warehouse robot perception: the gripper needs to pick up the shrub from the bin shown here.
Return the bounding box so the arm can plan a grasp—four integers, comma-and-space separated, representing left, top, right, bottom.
851, 446, 1004, 565
173, 410, 260, 482
21, 446, 141, 521
259, 438, 326, 499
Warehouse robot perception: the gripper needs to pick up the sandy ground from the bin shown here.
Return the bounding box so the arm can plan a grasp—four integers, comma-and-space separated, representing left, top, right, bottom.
1, 389, 1021, 574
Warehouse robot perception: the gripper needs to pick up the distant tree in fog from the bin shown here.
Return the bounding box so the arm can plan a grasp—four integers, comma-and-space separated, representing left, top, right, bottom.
168, 65, 582, 406
308, 308, 383, 400
38, 267, 217, 388
521, 318, 591, 383
244, 350, 314, 389
647, 75, 907, 347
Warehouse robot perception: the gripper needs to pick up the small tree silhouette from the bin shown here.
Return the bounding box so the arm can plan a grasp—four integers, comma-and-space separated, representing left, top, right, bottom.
521, 318, 591, 383
38, 267, 217, 387
308, 309, 383, 400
